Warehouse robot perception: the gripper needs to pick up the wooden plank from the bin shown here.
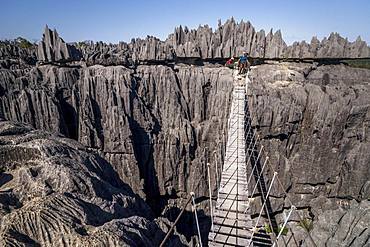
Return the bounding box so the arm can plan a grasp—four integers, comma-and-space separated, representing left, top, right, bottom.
217, 194, 248, 201
215, 207, 249, 216
211, 234, 250, 246
209, 238, 248, 247
213, 218, 253, 230
212, 225, 251, 239
213, 217, 252, 229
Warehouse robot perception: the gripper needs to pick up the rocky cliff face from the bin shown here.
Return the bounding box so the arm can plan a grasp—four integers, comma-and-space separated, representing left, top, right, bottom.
247, 62, 370, 246
0, 61, 232, 246
0, 39, 37, 70
0, 62, 232, 207
1, 22, 370, 246
0, 120, 188, 246
1, 58, 369, 246
249, 62, 370, 202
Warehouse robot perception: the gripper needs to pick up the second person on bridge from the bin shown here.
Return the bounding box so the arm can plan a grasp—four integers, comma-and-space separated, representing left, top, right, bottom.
238, 52, 250, 75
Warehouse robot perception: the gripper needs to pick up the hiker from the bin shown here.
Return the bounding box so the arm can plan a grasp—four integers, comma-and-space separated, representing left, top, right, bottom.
238, 52, 249, 74
225, 57, 235, 69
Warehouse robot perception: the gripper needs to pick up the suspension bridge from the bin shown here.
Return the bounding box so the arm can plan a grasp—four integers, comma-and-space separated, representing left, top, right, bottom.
207, 71, 275, 246
206, 71, 317, 247
160, 71, 317, 247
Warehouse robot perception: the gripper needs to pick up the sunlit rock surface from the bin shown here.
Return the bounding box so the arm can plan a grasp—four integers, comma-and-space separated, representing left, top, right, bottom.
1, 21, 370, 246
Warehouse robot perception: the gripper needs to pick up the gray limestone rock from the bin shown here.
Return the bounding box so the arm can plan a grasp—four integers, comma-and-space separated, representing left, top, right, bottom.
1, 56, 370, 245
0, 120, 190, 246
247, 62, 370, 245
0, 39, 37, 70
0, 62, 233, 213
4, 20, 368, 69
32, 19, 370, 67
37, 26, 81, 62
307, 199, 370, 246
1, 20, 370, 246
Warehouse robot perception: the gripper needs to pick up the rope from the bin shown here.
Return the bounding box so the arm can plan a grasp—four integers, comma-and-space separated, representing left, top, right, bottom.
244, 71, 277, 245
207, 163, 214, 233
216, 71, 276, 245
245, 132, 258, 167
159, 194, 193, 247
236, 82, 241, 246
244, 122, 254, 145
245, 145, 263, 188
257, 144, 318, 247
249, 156, 269, 199
213, 152, 219, 189
243, 118, 256, 153
244, 95, 278, 244
213, 193, 240, 240
247, 172, 277, 247
272, 205, 296, 247
213, 73, 248, 245
191, 192, 203, 247
235, 68, 316, 247
248, 110, 318, 247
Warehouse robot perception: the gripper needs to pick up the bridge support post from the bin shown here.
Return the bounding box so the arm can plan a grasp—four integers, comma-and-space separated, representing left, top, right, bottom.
191, 192, 203, 247
207, 163, 214, 233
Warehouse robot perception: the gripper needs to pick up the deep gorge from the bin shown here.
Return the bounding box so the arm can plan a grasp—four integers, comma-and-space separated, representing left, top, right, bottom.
0, 19, 370, 246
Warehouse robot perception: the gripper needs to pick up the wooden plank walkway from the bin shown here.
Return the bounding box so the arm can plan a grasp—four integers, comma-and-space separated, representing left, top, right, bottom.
208, 73, 252, 246
209, 73, 272, 246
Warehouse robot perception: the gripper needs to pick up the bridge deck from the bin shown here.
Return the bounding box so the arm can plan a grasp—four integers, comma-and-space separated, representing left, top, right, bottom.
209, 73, 252, 246
209, 73, 272, 246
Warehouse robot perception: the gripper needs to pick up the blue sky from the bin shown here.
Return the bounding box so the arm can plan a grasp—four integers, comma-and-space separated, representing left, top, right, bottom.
1, 0, 370, 44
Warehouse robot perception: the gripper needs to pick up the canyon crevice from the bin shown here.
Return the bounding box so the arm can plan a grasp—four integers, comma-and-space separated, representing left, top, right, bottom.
0, 20, 369, 246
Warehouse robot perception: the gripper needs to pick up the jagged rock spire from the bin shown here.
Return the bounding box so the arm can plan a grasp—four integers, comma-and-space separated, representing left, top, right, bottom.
37, 25, 81, 62
35, 18, 370, 64
167, 19, 370, 59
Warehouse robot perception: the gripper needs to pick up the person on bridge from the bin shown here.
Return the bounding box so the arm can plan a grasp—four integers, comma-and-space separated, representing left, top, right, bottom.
238, 52, 250, 75
225, 57, 235, 69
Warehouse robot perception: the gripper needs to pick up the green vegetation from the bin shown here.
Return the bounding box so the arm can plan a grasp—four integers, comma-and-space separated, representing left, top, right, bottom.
298, 218, 313, 232
76, 41, 89, 49
0, 37, 35, 49
76, 42, 84, 49
342, 59, 370, 70
16, 37, 33, 49
264, 224, 289, 236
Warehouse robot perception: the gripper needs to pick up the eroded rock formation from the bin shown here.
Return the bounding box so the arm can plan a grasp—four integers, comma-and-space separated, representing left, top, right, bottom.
0, 63, 232, 205
37, 26, 81, 62
0, 21, 370, 246
247, 62, 370, 246
33, 19, 370, 65
0, 120, 188, 246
